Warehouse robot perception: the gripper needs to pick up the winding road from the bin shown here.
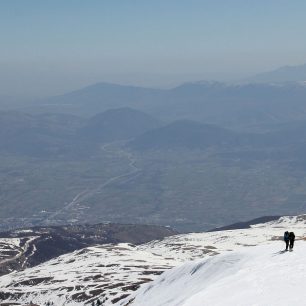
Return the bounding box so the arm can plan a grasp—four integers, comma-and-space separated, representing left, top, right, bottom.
43, 142, 141, 225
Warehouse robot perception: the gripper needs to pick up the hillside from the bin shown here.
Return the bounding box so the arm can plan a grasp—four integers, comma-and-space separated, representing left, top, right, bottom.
1, 215, 306, 305
0, 223, 176, 276
128, 120, 238, 150
78, 107, 162, 142
38, 82, 165, 116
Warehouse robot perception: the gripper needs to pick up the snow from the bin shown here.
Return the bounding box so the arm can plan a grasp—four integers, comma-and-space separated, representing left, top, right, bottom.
0, 237, 21, 247
0, 243, 176, 305
1, 214, 306, 305
126, 242, 306, 306
13, 229, 34, 233
0, 238, 22, 262
139, 214, 306, 262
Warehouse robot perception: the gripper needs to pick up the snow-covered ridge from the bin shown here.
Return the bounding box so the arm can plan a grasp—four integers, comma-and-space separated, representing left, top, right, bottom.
0, 223, 175, 277
0, 215, 306, 305
126, 244, 306, 306
139, 214, 306, 262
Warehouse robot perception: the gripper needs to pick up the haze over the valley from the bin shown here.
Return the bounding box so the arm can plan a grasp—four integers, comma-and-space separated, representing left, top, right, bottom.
1, 1, 306, 233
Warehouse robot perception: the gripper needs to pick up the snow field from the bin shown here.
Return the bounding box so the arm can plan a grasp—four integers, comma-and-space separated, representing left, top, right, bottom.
128, 242, 306, 306
1, 215, 306, 305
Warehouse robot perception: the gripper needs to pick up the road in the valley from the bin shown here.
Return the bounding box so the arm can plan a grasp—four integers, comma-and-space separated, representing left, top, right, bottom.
43, 142, 141, 225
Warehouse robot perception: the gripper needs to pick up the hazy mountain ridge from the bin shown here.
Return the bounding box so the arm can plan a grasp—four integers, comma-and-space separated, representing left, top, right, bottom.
78, 107, 162, 142
40, 82, 166, 117
128, 118, 306, 151
128, 120, 237, 150
246, 63, 306, 83
31, 81, 306, 130
3, 107, 306, 156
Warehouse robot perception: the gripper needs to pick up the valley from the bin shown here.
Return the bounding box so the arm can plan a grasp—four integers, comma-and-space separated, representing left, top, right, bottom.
2, 112, 306, 232
2, 83, 306, 233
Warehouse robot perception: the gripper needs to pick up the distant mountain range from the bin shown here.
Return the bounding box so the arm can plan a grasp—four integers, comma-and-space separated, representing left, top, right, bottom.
40, 82, 165, 117
246, 63, 306, 83
29, 80, 306, 130
4, 107, 306, 157
2, 63, 306, 129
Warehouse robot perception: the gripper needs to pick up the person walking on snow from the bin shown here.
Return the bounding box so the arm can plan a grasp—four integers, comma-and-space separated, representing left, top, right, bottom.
289, 232, 295, 250
284, 231, 290, 251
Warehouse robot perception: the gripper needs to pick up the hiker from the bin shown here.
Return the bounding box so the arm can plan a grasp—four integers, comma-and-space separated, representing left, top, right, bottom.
284, 231, 290, 250
289, 232, 295, 250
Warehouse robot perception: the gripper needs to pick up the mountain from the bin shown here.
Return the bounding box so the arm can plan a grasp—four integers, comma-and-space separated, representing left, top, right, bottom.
40, 82, 166, 116
0, 214, 306, 305
0, 223, 176, 276
129, 120, 239, 150
122, 215, 306, 306
128, 119, 285, 151
129, 118, 306, 160
33, 81, 306, 131
78, 107, 162, 142
246, 63, 306, 83
209, 215, 281, 231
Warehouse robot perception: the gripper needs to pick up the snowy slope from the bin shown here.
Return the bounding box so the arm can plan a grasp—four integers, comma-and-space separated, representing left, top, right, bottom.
0, 223, 176, 276
126, 243, 306, 306
0, 215, 306, 305
0, 243, 176, 305
139, 215, 306, 261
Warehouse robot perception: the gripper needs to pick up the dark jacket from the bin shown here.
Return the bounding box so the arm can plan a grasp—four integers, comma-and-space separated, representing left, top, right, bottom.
284, 231, 289, 241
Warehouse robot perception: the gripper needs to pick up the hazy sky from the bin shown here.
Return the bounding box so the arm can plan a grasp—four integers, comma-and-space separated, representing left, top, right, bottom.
1, 0, 306, 96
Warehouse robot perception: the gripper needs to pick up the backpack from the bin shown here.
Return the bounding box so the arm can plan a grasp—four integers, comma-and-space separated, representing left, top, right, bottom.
284, 231, 289, 241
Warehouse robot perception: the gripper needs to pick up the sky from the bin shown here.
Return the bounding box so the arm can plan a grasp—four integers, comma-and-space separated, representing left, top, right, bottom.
1, 0, 306, 96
